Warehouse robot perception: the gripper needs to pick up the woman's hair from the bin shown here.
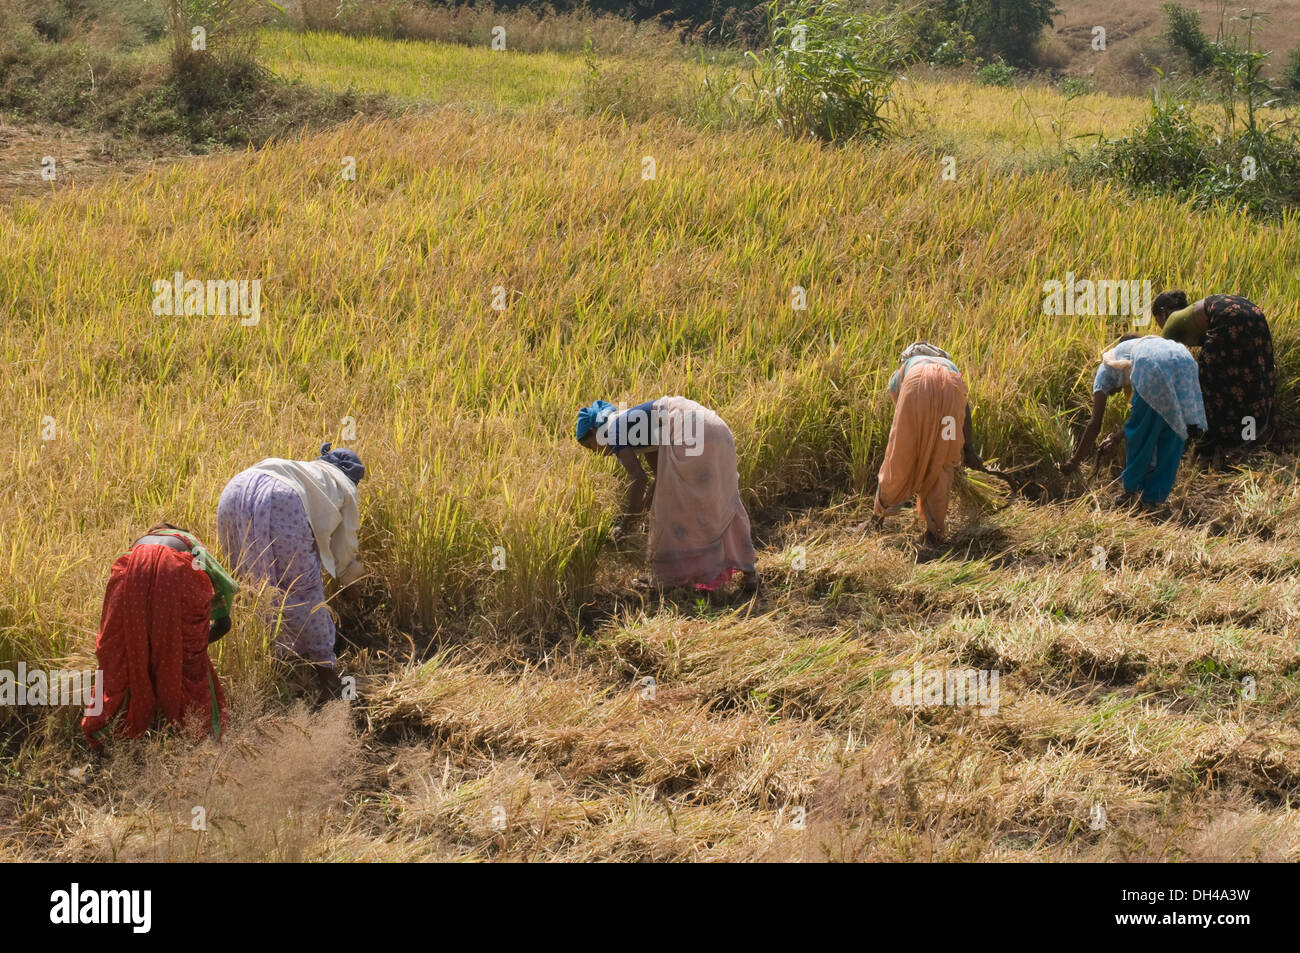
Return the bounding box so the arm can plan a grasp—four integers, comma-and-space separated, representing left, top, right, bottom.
1152, 290, 1188, 319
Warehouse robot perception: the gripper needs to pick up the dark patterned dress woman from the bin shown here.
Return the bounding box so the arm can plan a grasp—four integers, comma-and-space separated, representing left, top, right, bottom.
1156, 293, 1275, 454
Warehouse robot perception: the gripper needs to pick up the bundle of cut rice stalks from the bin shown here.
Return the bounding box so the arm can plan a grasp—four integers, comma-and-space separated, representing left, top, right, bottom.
954, 462, 1047, 513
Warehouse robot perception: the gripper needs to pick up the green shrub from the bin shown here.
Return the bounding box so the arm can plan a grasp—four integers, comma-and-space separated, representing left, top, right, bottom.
744, 0, 907, 143
941, 0, 1057, 67
888, 3, 974, 66
927, 19, 976, 66
976, 61, 1016, 87
881, 0, 1055, 68
1078, 16, 1300, 218
1163, 1, 1214, 73
1282, 49, 1300, 96
1078, 95, 1209, 194
1058, 76, 1093, 98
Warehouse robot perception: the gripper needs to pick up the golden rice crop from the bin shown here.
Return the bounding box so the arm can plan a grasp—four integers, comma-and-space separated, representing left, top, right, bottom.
4, 102, 1296, 651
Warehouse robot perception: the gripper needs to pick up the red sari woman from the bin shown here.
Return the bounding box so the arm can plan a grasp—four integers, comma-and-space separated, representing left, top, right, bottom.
81, 525, 237, 747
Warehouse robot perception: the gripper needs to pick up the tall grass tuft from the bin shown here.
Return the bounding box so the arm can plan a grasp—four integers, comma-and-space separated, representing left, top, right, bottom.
745, 0, 907, 142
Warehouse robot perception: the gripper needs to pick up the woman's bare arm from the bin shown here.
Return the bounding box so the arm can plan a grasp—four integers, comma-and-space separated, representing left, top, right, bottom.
616, 448, 649, 524
961, 404, 983, 469
1061, 390, 1110, 473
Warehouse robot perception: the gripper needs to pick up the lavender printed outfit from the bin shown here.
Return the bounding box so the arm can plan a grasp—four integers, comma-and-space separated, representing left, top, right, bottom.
217, 470, 336, 665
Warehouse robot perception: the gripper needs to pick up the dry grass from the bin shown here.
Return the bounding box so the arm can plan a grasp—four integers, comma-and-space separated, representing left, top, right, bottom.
17, 702, 359, 861
4, 478, 1299, 860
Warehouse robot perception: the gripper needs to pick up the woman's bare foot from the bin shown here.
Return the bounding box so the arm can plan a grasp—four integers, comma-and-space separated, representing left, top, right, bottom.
851, 515, 886, 534
739, 571, 760, 595
313, 665, 344, 703
632, 575, 666, 597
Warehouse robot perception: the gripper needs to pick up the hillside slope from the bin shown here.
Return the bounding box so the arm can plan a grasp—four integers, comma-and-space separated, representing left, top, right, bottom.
1049, 0, 1300, 77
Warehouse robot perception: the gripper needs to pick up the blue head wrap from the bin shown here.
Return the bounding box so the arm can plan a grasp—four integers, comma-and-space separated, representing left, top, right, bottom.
320, 443, 365, 484
576, 400, 617, 442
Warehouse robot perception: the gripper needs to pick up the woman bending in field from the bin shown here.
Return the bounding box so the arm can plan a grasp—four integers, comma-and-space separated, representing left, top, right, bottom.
1153, 291, 1275, 459
873, 343, 984, 544
82, 524, 237, 747
576, 397, 759, 594
217, 444, 365, 698
1059, 335, 1206, 506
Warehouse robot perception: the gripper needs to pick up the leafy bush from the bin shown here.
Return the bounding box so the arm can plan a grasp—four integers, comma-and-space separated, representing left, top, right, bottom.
975, 0, 1058, 66
880, 0, 1055, 67
0, 0, 385, 148
944, 0, 1057, 67
1163, 1, 1214, 73
1058, 75, 1093, 98
976, 61, 1016, 87
887, 3, 974, 66
1078, 15, 1300, 218
1282, 48, 1300, 96
744, 0, 907, 142
1078, 95, 1209, 194
925, 19, 976, 66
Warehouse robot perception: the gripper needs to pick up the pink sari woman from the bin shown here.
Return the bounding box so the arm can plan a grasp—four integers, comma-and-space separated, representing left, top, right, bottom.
577, 396, 758, 593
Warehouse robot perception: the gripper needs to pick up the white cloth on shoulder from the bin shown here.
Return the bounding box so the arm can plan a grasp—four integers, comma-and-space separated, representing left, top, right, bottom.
248, 458, 364, 584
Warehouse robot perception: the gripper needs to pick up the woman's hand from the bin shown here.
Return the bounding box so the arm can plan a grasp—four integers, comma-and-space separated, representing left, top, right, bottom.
207, 616, 232, 645
338, 560, 366, 588
1063, 389, 1110, 477
1097, 433, 1121, 455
